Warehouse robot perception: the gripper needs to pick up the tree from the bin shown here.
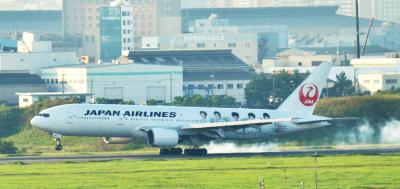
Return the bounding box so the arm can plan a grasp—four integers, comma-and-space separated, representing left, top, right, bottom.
172, 95, 237, 107
331, 72, 355, 97
245, 70, 309, 108
245, 73, 273, 108
0, 140, 17, 154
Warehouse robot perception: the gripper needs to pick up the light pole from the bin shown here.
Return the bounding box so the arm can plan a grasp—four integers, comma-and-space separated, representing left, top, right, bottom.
356, 0, 361, 59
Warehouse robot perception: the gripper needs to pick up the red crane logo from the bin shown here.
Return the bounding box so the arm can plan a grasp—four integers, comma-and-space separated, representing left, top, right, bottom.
299, 83, 319, 106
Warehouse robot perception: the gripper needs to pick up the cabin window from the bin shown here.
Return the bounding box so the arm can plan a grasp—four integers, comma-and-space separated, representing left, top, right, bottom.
263, 113, 270, 119
248, 113, 255, 120
231, 112, 239, 121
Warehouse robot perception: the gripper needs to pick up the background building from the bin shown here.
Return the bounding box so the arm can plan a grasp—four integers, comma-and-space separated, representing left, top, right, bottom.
358, 73, 400, 94
0, 71, 46, 105
16, 92, 90, 108
359, 0, 400, 23
0, 33, 79, 74
41, 63, 183, 104
97, 0, 181, 61
62, 0, 111, 63
182, 0, 258, 8
100, 4, 134, 62
182, 6, 400, 53
127, 49, 255, 103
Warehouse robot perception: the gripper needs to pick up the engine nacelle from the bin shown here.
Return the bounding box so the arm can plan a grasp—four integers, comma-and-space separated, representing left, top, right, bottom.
147, 128, 179, 147
103, 137, 133, 144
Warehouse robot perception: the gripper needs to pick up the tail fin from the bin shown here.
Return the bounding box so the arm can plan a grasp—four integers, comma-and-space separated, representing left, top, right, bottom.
278, 62, 332, 115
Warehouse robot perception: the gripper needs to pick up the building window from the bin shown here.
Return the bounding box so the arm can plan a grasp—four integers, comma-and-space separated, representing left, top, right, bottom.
217, 84, 224, 89
196, 43, 205, 48
228, 42, 236, 48
386, 79, 398, 84
237, 84, 243, 89
23, 98, 29, 103
227, 84, 234, 89
198, 84, 205, 89
364, 80, 370, 84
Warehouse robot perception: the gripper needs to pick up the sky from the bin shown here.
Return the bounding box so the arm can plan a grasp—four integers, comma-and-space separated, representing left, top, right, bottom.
0, 0, 62, 10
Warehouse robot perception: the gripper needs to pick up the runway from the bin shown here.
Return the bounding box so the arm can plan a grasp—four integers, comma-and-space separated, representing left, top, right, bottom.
1, 147, 400, 164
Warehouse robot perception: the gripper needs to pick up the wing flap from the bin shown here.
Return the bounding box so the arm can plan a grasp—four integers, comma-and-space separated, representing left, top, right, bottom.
182, 118, 292, 130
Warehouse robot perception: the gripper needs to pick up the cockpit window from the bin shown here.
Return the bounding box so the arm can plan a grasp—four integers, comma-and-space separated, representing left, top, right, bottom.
38, 113, 50, 118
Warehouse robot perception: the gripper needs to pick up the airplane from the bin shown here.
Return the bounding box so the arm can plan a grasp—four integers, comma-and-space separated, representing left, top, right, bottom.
30, 62, 350, 155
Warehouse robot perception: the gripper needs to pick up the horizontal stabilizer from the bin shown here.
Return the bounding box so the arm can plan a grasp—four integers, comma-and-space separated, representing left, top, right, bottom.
292, 117, 358, 125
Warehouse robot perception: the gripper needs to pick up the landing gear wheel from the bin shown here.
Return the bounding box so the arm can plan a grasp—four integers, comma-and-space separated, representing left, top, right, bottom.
184, 148, 207, 156
160, 148, 183, 155
54, 136, 63, 151
55, 144, 63, 151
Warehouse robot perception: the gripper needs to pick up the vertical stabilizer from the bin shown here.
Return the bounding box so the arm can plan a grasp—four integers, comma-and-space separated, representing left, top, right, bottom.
278, 62, 332, 115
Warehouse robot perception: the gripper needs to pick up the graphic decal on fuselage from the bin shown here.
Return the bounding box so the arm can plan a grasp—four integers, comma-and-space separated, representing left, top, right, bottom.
299, 83, 319, 106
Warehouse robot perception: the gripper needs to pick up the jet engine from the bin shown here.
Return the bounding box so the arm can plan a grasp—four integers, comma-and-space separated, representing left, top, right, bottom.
103, 137, 133, 144
147, 128, 179, 147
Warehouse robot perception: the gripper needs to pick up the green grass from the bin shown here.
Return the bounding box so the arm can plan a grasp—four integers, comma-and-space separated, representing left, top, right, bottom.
0, 155, 399, 188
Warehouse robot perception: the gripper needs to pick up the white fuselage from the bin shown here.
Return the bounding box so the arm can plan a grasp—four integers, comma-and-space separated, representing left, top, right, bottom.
31, 104, 329, 143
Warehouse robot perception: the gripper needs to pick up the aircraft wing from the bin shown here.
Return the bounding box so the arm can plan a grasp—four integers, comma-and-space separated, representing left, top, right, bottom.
292, 117, 358, 125
181, 118, 292, 130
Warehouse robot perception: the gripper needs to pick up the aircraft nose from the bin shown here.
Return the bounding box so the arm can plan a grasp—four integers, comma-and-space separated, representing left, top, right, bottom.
30, 116, 42, 129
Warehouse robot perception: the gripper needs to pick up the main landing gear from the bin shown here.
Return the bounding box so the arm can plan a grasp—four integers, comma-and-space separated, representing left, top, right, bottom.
160, 148, 183, 155
184, 148, 207, 156
159, 148, 208, 156
53, 133, 63, 151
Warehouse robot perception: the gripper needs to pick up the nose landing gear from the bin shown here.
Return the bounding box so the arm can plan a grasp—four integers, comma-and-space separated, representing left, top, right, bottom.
55, 138, 63, 151
53, 133, 63, 151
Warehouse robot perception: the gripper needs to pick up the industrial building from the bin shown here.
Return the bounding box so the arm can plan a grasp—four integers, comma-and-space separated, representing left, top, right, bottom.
127, 49, 255, 103
358, 73, 400, 94
0, 71, 46, 105
16, 92, 91, 108
163, 15, 287, 64
263, 48, 344, 67
41, 63, 183, 104
351, 56, 400, 76
182, 6, 400, 52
